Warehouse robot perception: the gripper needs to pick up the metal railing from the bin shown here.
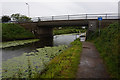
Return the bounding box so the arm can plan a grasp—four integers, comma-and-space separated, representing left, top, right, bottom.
31, 13, 119, 22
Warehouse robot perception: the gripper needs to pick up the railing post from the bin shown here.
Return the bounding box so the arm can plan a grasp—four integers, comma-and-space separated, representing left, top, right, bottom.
68, 15, 70, 20
38, 17, 41, 22
106, 14, 107, 19
52, 16, 54, 21
86, 14, 87, 19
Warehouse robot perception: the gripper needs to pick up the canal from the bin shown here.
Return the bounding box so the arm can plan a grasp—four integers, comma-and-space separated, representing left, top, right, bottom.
2, 33, 85, 61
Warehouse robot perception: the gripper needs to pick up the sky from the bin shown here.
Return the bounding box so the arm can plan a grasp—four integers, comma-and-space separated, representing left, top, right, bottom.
0, 0, 120, 18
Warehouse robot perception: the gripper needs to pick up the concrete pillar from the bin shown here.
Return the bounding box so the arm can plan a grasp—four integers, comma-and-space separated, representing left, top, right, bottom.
35, 27, 53, 38
86, 21, 98, 40
88, 21, 97, 31
34, 27, 53, 46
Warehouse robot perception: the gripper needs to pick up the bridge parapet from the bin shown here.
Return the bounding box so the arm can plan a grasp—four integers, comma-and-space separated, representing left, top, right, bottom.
32, 13, 119, 22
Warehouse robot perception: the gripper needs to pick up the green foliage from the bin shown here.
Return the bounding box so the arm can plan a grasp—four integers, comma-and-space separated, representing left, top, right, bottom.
0, 39, 39, 48
11, 13, 20, 21
87, 22, 119, 79
2, 23, 35, 41
11, 13, 31, 22
2, 45, 68, 78
2, 16, 11, 22
18, 15, 32, 22
71, 38, 82, 45
53, 26, 86, 35
54, 29, 78, 35
38, 39, 82, 78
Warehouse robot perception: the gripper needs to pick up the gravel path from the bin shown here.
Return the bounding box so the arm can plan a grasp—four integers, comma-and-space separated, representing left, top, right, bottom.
76, 42, 109, 78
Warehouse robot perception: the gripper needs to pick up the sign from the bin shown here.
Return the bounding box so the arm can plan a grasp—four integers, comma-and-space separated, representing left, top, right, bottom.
98, 16, 102, 21
98, 16, 102, 36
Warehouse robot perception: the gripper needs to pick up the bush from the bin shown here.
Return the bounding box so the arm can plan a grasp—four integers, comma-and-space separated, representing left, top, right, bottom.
2, 15, 11, 23
2, 23, 35, 41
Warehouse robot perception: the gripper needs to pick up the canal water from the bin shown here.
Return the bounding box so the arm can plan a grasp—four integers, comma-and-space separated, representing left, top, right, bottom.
2, 34, 85, 61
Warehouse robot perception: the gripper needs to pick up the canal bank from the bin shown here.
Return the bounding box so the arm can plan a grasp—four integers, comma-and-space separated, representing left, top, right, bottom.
38, 38, 82, 78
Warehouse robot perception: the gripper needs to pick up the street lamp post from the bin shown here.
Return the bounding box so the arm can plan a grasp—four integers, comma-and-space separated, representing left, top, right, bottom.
26, 3, 30, 17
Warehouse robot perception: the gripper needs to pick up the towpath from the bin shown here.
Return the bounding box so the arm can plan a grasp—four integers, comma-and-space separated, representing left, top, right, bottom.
76, 42, 109, 78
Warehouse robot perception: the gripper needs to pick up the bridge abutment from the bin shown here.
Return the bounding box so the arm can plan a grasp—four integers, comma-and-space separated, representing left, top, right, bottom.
88, 21, 98, 31
19, 23, 53, 39
35, 27, 53, 38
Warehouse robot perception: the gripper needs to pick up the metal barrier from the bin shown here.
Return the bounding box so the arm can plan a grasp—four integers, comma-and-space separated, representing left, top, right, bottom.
32, 13, 119, 22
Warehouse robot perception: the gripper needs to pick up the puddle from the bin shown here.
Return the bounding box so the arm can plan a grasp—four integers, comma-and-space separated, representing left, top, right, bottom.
83, 46, 90, 49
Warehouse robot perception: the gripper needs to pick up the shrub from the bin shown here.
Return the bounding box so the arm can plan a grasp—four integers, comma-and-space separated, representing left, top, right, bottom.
2, 23, 35, 41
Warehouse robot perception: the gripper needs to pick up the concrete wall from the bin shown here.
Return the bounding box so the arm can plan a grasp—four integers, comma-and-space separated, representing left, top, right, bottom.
19, 23, 53, 38
38, 20, 88, 27
88, 20, 97, 31
38, 19, 118, 29
19, 23, 38, 32
88, 19, 118, 31
36, 27, 53, 38
100, 20, 118, 28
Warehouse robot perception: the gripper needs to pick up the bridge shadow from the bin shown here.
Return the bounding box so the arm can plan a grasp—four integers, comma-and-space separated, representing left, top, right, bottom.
33, 36, 53, 48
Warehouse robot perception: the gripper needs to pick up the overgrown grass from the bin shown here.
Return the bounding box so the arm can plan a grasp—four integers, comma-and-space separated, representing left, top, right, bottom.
87, 22, 119, 79
36, 38, 82, 78
2, 23, 35, 41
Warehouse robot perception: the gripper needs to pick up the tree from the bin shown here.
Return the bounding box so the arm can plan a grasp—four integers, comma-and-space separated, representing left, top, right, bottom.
11, 13, 31, 22
11, 13, 20, 21
18, 15, 31, 22
2, 16, 11, 22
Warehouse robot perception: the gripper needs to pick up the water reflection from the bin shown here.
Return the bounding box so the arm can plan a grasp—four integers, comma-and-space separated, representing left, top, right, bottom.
53, 34, 80, 46
2, 36, 53, 61
80, 37, 86, 42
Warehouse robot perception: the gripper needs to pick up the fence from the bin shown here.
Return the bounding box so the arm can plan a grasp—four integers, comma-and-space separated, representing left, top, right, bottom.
32, 13, 119, 22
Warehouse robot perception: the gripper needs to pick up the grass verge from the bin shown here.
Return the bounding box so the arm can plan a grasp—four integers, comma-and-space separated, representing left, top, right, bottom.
36, 38, 82, 78
87, 22, 119, 79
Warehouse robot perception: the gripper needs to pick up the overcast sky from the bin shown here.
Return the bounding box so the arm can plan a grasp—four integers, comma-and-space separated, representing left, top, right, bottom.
0, 0, 120, 18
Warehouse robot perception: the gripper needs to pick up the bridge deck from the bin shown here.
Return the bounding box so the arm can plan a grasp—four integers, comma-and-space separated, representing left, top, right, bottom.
37, 19, 119, 27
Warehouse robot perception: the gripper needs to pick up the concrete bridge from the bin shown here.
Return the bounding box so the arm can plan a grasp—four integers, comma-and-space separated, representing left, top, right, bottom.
19, 13, 119, 38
